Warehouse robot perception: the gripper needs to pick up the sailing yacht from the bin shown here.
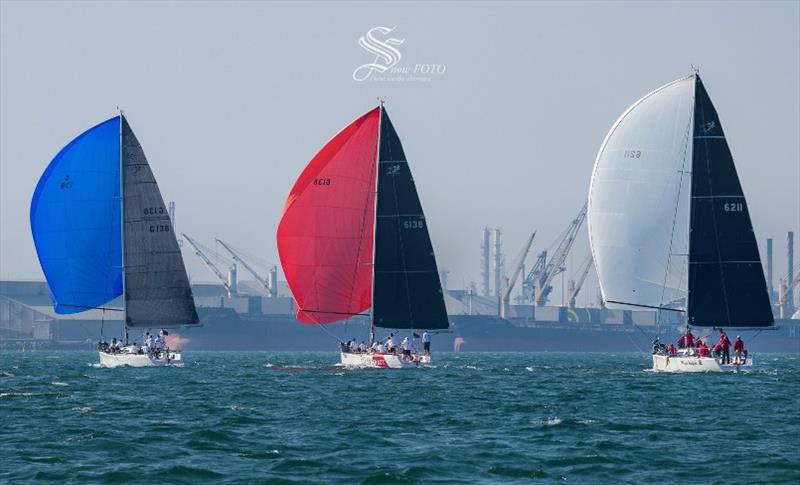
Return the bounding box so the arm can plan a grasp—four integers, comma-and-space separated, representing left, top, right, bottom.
277, 104, 449, 368
587, 74, 774, 372
30, 114, 199, 367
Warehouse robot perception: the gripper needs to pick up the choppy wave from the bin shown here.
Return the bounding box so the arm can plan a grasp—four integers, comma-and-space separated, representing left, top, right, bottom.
0, 351, 798, 482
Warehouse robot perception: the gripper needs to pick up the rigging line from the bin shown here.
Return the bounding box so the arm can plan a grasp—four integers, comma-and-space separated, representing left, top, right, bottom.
659, 97, 694, 313
343, 113, 378, 326
312, 320, 346, 344
624, 329, 648, 357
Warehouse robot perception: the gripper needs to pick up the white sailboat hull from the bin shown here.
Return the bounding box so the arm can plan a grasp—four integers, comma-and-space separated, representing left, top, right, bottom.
652, 353, 752, 373
339, 352, 430, 369
98, 351, 182, 368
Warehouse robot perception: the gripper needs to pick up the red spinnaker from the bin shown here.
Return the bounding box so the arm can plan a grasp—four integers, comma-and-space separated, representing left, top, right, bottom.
277, 108, 380, 323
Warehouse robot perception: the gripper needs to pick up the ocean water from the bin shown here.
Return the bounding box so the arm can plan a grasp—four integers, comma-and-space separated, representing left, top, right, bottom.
1, 351, 798, 484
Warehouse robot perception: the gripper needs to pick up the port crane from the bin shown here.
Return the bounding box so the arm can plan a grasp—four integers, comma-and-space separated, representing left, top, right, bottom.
182, 233, 236, 297
522, 203, 588, 306
776, 263, 800, 318
566, 252, 594, 308
499, 231, 536, 318
215, 239, 278, 297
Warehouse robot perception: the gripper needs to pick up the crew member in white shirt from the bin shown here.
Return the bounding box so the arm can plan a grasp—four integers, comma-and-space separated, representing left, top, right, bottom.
400, 337, 411, 359
386, 334, 396, 353
422, 331, 431, 355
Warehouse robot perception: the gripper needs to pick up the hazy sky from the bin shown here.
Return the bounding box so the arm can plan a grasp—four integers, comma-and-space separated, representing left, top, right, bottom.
1, 1, 798, 306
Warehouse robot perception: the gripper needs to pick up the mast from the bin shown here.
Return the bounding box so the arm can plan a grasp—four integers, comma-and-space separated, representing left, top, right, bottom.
118, 109, 128, 344
369, 100, 383, 346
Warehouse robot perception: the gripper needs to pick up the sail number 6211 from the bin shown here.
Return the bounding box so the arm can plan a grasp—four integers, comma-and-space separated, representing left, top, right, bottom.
723, 202, 743, 212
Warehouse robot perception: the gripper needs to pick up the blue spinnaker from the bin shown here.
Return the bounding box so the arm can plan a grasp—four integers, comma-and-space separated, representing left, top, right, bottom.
30, 117, 123, 314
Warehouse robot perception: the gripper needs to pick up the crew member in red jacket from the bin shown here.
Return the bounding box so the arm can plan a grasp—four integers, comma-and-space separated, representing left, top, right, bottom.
719, 329, 731, 364
684, 330, 695, 348
733, 336, 745, 364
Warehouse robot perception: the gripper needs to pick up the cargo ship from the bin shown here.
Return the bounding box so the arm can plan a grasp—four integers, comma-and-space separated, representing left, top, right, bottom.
2, 279, 798, 353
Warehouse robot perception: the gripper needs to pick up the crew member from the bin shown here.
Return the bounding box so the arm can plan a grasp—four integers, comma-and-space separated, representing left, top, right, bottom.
719, 329, 731, 364
386, 333, 396, 353
733, 335, 745, 364
684, 329, 695, 348
400, 337, 411, 359
422, 331, 431, 355
154, 330, 166, 357
667, 343, 676, 356
146, 333, 155, 353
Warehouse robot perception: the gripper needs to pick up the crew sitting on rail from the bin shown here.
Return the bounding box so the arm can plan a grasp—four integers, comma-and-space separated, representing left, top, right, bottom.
697, 340, 709, 357
129, 342, 140, 354
667, 343, 676, 356
107, 338, 120, 353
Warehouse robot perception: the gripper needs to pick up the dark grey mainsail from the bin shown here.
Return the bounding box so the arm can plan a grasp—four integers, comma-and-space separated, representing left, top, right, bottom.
372, 108, 448, 330
122, 117, 199, 327
687, 76, 773, 327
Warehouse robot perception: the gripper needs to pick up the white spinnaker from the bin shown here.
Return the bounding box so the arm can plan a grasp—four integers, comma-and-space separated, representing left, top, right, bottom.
588, 76, 695, 310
